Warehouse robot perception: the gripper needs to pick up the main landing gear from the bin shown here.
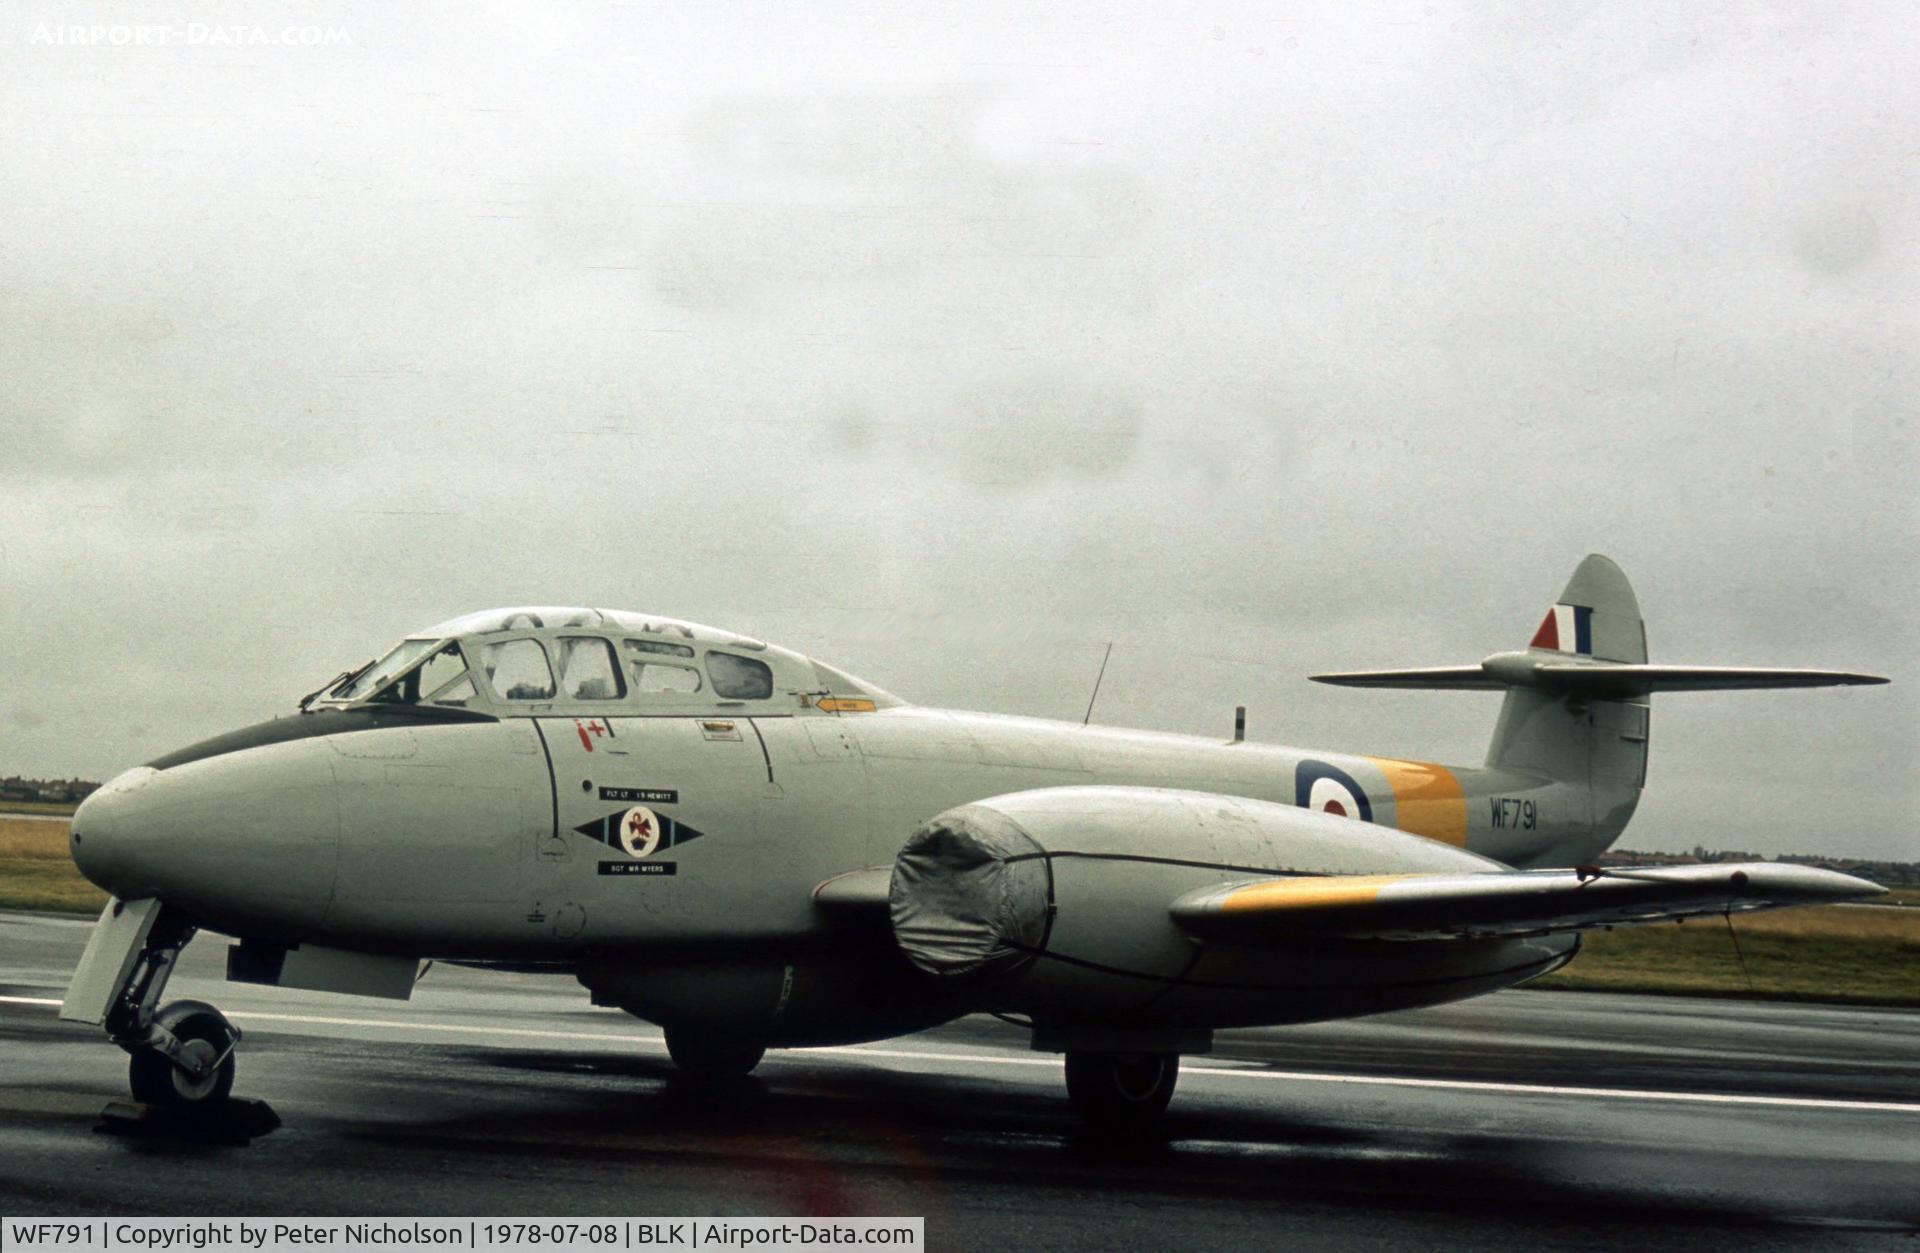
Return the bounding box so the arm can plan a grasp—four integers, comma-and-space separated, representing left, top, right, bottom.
664, 1027, 766, 1078
1036, 1027, 1206, 1134
1063, 1052, 1181, 1131
85, 903, 241, 1111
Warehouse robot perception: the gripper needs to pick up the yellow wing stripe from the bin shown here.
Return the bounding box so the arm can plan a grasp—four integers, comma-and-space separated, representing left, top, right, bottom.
1219, 874, 1420, 913
1367, 756, 1468, 846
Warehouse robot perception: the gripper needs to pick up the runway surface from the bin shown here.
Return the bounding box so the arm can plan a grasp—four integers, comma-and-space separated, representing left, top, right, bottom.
1, 909, 1915, 1250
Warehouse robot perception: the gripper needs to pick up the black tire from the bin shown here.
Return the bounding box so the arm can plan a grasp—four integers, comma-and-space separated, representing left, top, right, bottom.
664, 1029, 765, 1078
1064, 1051, 1179, 1131
129, 1003, 236, 1109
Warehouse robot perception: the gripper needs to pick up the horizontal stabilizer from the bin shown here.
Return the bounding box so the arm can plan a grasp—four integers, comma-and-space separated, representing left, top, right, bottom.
1310, 666, 1503, 690
1313, 655, 1888, 695
1537, 664, 1889, 693
1170, 863, 1884, 943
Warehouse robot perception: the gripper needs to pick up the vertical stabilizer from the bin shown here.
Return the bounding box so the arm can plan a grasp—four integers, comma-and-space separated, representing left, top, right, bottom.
1487, 556, 1649, 857
1525, 554, 1647, 664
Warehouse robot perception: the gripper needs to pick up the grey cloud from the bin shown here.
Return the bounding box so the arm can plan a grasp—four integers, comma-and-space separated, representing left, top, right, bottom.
650, 89, 1149, 311
829, 373, 1142, 488
1795, 204, 1883, 276
0, 1, 1912, 860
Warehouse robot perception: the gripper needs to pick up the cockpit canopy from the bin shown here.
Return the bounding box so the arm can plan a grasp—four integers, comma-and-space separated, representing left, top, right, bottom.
311, 606, 897, 717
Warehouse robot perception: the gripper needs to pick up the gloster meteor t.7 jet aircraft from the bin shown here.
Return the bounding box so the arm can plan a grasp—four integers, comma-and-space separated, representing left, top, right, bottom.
61, 556, 1888, 1127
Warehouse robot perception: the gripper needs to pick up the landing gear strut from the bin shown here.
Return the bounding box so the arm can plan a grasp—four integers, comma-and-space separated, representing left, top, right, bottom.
1063, 1051, 1181, 1132
95, 904, 240, 1110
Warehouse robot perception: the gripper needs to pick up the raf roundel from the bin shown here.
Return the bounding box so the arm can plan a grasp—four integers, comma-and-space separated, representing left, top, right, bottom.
619, 806, 662, 859
1295, 760, 1373, 823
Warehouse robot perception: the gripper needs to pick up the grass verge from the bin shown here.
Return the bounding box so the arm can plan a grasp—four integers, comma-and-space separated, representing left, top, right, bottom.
0, 857, 107, 914
1530, 903, 1920, 1007
0, 819, 106, 914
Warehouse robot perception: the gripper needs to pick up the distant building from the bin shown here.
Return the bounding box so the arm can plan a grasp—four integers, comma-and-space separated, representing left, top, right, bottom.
1609, 847, 1920, 888
0, 775, 105, 806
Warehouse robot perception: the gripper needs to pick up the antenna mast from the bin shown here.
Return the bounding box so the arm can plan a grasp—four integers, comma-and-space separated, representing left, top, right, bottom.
1082, 642, 1114, 726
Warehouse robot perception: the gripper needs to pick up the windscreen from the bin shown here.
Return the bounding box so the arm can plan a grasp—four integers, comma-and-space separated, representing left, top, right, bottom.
366, 642, 474, 705
332, 639, 437, 702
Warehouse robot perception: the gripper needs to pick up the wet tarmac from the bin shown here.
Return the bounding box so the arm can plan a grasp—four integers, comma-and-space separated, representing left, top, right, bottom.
1, 909, 1915, 1249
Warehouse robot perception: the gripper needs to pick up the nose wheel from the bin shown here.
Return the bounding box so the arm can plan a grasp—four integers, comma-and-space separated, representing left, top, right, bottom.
127, 1000, 239, 1109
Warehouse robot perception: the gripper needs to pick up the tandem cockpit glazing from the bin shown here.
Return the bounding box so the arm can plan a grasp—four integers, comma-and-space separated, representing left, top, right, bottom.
298, 606, 881, 717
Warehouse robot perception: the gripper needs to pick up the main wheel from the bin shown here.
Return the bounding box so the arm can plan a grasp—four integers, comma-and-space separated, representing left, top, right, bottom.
1064, 1051, 1179, 1131
129, 1002, 236, 1109
664, 1029, 765, 1078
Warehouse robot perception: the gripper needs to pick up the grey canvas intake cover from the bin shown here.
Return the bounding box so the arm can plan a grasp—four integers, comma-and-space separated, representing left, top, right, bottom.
889, 805, 1051, 977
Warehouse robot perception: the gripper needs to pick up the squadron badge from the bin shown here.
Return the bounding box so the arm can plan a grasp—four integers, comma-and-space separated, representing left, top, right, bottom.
573, 806, 704, 859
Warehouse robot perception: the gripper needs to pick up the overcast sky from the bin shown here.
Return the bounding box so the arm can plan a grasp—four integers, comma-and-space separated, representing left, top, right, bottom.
2, 2, 1913, 860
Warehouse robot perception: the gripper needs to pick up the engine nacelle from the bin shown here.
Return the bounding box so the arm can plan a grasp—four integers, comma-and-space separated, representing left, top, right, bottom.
888, 786, 1576, 1028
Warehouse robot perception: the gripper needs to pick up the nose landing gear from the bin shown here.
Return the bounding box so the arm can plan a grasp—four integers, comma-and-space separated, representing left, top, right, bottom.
101, 909, 243, 1111
56, 898, 281, 1143
66, 899, 244, 1113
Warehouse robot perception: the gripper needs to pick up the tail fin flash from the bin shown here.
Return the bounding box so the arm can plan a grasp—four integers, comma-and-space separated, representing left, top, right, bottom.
1526, 554, 1645, 662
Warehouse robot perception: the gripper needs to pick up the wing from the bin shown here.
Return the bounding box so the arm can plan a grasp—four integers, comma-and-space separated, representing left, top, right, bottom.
1170, 863, 1884, 943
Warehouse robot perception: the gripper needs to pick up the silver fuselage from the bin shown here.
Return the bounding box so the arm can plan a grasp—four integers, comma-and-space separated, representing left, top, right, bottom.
70, 608, 1630, 1043
72, 705, 1612, 954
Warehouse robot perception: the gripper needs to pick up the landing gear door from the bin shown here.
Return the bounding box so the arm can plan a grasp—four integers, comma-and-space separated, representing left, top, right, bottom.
60, 896, 166, 1025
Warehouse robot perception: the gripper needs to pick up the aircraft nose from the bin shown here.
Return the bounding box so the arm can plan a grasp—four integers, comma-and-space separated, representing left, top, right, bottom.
68, 747, 339, 932
69, 767, 161, 899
